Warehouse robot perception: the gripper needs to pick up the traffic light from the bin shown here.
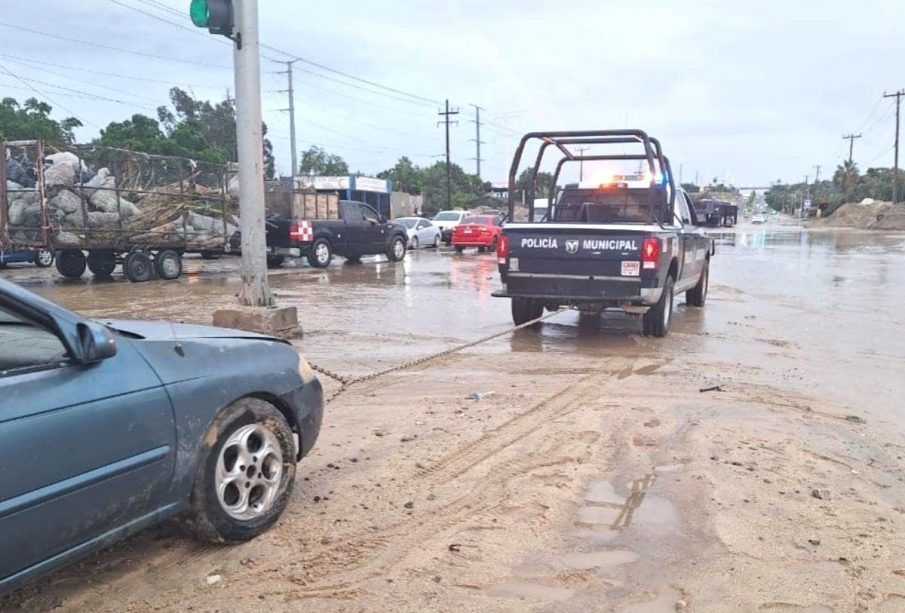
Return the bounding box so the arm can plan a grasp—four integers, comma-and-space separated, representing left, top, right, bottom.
189, 0, 233, 37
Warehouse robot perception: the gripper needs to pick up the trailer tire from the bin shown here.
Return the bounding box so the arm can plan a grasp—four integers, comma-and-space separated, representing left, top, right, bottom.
87, 250, 117, 278
511, 298, 544, 326
307, 239, 332, 268
643, 276, 674, 338
155, 250, 183, 280
686, 260, 709, 307
56, 250, 86, 279
124, 252, 153, 283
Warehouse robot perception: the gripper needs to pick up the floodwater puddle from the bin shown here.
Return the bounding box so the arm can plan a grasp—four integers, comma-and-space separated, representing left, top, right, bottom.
485, 581, 576, 602
560, 549, 640, 571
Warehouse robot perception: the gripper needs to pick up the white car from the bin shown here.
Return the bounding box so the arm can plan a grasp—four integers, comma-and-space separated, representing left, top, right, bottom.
432, 210, 468, 244
751, 214, 766, 224
395, 217, 442, 249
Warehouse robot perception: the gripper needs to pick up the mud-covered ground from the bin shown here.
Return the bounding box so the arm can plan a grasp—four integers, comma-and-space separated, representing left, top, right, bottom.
3, 224, 905, 612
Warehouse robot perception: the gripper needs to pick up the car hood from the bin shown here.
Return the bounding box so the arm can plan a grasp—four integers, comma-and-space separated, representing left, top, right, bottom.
103, 319, 286, 344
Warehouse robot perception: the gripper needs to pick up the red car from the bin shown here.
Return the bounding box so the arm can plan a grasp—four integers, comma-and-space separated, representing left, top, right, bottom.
451, 215, 504, 253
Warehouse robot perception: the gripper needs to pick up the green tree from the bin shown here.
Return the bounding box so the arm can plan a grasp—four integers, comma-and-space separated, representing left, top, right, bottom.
298, 146, 349, 175
833, 160, 859, 193
0, 97, 81, 144
96, 114, 168, 153
516, 168, 554, 198
420, 162, 482, 215
681, 182, 700, 194
377, 156, 422, 194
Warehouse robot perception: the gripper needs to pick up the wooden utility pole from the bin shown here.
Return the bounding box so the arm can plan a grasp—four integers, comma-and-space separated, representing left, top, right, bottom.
842, 133, 862, 165
884, 90, 904, 205
437, 100, 459, 209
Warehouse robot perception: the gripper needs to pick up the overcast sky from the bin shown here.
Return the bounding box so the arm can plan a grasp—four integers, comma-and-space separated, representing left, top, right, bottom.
1, 0, 902, 186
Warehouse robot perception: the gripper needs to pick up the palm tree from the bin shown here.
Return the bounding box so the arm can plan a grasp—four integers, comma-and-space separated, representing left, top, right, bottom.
833, 160, 860, 195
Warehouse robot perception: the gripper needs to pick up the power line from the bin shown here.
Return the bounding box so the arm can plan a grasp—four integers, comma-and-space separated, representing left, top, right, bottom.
0, 63, 97, 129
2, 73, 157, 111
0, 20, 231, 69
0, 52, 225, 91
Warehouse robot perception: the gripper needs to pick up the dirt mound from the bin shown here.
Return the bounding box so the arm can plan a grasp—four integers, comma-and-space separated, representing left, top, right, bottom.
818, 201, 905, 230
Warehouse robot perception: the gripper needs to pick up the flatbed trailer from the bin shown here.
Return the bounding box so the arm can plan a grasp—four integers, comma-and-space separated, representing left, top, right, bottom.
1, 141, 239, 282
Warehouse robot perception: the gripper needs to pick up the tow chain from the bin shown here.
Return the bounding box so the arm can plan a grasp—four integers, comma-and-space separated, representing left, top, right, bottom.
309, 309, 563, 403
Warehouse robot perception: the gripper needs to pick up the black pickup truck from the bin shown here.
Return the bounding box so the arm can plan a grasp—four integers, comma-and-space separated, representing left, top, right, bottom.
493, 130, 714, 337
266, 200, 409, 268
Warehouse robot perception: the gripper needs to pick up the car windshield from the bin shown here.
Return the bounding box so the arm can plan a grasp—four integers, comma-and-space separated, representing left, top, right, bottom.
433, 212, 460, 221
463, 216, 492, 225
396, 218, 418, 229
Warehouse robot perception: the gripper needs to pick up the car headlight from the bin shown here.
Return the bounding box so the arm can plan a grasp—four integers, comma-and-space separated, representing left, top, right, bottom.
298, 357, 316, 384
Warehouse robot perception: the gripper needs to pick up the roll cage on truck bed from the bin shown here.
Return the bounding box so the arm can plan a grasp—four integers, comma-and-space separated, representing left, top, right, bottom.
493, 129, 715, 337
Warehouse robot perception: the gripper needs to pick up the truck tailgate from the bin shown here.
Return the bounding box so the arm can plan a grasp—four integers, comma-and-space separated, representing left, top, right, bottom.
502, 225, 647, 301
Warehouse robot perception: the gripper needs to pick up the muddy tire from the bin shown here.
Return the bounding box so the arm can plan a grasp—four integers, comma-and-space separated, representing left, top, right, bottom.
155, 250, 183, 280
511, 298, 544, 326
267, 255, 285, 269
387, 235, 406, 262
686, 260, 709, 307
33, 248, 54, 268
87, 250, 117, 278
182, 398, 296, 544
643, 276, 674, 338
307, 239, 332, 268
123, 252, 153, 283
56, 250, 86, 279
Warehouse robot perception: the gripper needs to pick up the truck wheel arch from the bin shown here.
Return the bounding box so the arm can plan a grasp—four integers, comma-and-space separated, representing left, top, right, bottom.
667, 258, 679, 281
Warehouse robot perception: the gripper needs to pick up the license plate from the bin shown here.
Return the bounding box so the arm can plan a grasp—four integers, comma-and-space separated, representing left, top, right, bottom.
621, 261, 640, 276
464, 230, 473, 234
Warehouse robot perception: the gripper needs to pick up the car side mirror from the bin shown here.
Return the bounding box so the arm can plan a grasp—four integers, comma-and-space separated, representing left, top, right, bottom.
75, 321, 117, 363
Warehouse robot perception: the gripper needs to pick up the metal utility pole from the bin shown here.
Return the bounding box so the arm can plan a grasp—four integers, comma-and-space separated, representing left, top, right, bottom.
277, 59, 301, 179
234, 0, 273, 306
437, 99, 459, 209
813, 165, 821, 184
469, 104, 485, 179
842, 133, 862, 164
576, 146, 590, 181
884, 90, 904, 205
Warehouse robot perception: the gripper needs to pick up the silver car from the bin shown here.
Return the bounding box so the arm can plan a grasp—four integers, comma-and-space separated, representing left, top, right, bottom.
396, 217, 442, 249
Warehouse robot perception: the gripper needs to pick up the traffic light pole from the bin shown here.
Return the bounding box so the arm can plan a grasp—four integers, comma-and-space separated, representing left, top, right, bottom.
233, 0, 273, 307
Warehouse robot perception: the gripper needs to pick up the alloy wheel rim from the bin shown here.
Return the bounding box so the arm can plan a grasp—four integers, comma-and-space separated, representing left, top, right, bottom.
215, 424, 283, 520
394, 240, 405, 258
37, 250, 53, 266
316, 243, 329, 264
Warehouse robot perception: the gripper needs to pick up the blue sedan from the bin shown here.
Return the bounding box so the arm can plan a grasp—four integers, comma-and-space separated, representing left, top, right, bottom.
0, 248, 54, 268
0, 279, 323, 593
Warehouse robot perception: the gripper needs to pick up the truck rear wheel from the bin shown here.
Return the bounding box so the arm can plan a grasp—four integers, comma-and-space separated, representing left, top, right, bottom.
87, 250, 116, 278
56, 250, 86, 279
643, 276, 674, 338
307, 239, 332, 268
686, 261, 709, 307
387, 236, 406, 262
511, 298, 544, 326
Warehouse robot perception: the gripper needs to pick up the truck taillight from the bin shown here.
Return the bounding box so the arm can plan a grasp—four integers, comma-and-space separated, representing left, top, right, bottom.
497, 235, 510, 264
290, 221, 312, 242
642, 238, 660, 270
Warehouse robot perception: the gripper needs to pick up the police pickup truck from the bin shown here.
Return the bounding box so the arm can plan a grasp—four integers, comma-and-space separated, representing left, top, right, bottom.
493, 130, 714, 337
266, 200, 409, 268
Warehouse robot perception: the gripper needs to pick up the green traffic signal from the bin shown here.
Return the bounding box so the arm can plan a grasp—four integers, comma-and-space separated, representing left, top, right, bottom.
189, 0, 209, 27
189, 0, 233, 37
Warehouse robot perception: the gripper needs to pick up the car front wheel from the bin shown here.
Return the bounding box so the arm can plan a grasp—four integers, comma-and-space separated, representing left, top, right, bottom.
34, 248, 54, 268
183, 398, 296, 543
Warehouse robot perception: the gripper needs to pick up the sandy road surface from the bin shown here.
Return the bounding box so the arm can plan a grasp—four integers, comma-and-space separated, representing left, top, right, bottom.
2, 225, 905, 612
